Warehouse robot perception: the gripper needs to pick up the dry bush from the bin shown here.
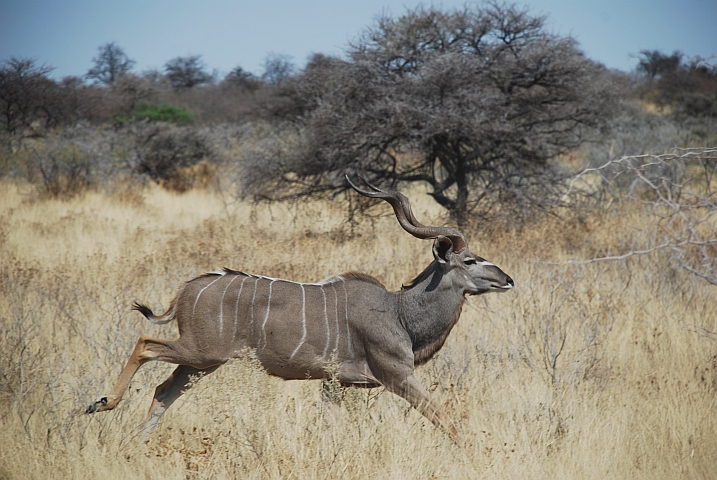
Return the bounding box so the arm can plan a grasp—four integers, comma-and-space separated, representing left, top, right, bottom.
565, 148, 717, 285
0, 176, 715, 479
1, 123, 246, 200
13, 125, 119, 198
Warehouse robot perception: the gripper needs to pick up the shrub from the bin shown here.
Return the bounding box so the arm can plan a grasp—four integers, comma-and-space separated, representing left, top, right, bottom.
18, 125, 116, 198
128, 122, 216, 191
117, 103, 194, 125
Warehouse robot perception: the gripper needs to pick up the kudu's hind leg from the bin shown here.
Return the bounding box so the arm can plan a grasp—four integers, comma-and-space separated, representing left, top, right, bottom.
86, 335, 183, 414
140, 364, 220, 443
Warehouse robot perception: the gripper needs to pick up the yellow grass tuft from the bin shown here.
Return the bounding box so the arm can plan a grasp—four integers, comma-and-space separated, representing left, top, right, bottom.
0, 178, 715, 479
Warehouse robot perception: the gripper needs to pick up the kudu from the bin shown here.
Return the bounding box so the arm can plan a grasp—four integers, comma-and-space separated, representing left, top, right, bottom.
86, 177, 514, 443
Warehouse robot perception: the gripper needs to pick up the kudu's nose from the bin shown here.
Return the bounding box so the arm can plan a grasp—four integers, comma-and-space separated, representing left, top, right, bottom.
506, 276, 514, 287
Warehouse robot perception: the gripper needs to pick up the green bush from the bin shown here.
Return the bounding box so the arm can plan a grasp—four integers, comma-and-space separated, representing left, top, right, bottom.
117, 103, 195, 125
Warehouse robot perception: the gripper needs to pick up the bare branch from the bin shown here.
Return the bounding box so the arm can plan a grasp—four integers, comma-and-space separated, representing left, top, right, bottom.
560, 148, 717, 285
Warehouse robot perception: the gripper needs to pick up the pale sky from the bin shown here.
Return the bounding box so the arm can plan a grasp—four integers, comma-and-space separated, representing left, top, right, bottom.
1, 0, 715, 80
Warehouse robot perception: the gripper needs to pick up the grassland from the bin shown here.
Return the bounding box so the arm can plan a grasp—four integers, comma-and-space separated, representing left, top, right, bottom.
0, 178, 715, 479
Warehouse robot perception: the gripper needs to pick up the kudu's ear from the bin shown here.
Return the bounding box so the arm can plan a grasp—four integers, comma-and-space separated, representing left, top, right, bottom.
432, 235, 455, 264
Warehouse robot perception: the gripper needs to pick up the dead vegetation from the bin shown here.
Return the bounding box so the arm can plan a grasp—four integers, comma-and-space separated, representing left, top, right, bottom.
0, 175, 715, 479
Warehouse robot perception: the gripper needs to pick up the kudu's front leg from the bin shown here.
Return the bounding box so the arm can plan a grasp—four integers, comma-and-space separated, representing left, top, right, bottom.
141, 364, 219, 443
386, 374, 463, 445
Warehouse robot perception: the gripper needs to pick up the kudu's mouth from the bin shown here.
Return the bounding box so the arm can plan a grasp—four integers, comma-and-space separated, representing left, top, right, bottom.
495, 276, 515, 291
486, 275, 514, 294
464, 274, 514, 295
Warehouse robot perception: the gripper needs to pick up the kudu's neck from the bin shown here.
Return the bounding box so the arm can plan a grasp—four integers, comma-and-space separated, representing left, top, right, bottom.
397, 262, 466, 365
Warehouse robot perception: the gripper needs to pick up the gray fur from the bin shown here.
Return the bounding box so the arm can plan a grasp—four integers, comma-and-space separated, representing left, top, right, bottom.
85, 181, 514, 444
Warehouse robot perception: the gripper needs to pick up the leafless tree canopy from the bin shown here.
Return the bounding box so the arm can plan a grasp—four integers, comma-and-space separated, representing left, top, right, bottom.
635, 50, 717, 119
85, 42, 136, 85
637, 50, 683, 80
164, 55, 212, 90
261, 54, 296, 85
223, 66, 261, 92
0, 58, 64, 133
241, 2, 621, 225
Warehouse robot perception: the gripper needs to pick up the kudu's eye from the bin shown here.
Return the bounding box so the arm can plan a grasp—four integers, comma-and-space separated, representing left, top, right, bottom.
463, 258, 477, 266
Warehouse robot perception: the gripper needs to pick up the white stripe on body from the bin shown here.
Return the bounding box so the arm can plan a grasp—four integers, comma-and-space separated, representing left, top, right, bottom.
192, 275, 224, 316
202, 270, 355, 358
340, 277, 354, 359
321, 286, 330, 360
233, 276, 249, 338
290, 284, 308, 360
260, 279, 275, 350
250, 277, 259, 327
219, 275, 240, 334
331, 283, 340, 355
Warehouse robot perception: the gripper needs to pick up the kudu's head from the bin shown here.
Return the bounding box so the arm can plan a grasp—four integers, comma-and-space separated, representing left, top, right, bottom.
346, 176, 514, 296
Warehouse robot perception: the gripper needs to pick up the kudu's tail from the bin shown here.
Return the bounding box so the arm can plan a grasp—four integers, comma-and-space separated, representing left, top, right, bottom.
131, 299, 176, 325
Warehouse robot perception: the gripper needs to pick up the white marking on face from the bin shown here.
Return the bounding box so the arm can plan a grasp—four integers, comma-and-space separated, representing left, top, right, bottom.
193, 275, 223, 316
478, 261, 495, 267
290, 284, 307, 360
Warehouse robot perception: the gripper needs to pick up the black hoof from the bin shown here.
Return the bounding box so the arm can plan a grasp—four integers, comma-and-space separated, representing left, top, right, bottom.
85, 397, 107, 414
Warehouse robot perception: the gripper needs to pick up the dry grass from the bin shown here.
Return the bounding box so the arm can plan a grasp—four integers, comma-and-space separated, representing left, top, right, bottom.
0, 178, 715, 479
